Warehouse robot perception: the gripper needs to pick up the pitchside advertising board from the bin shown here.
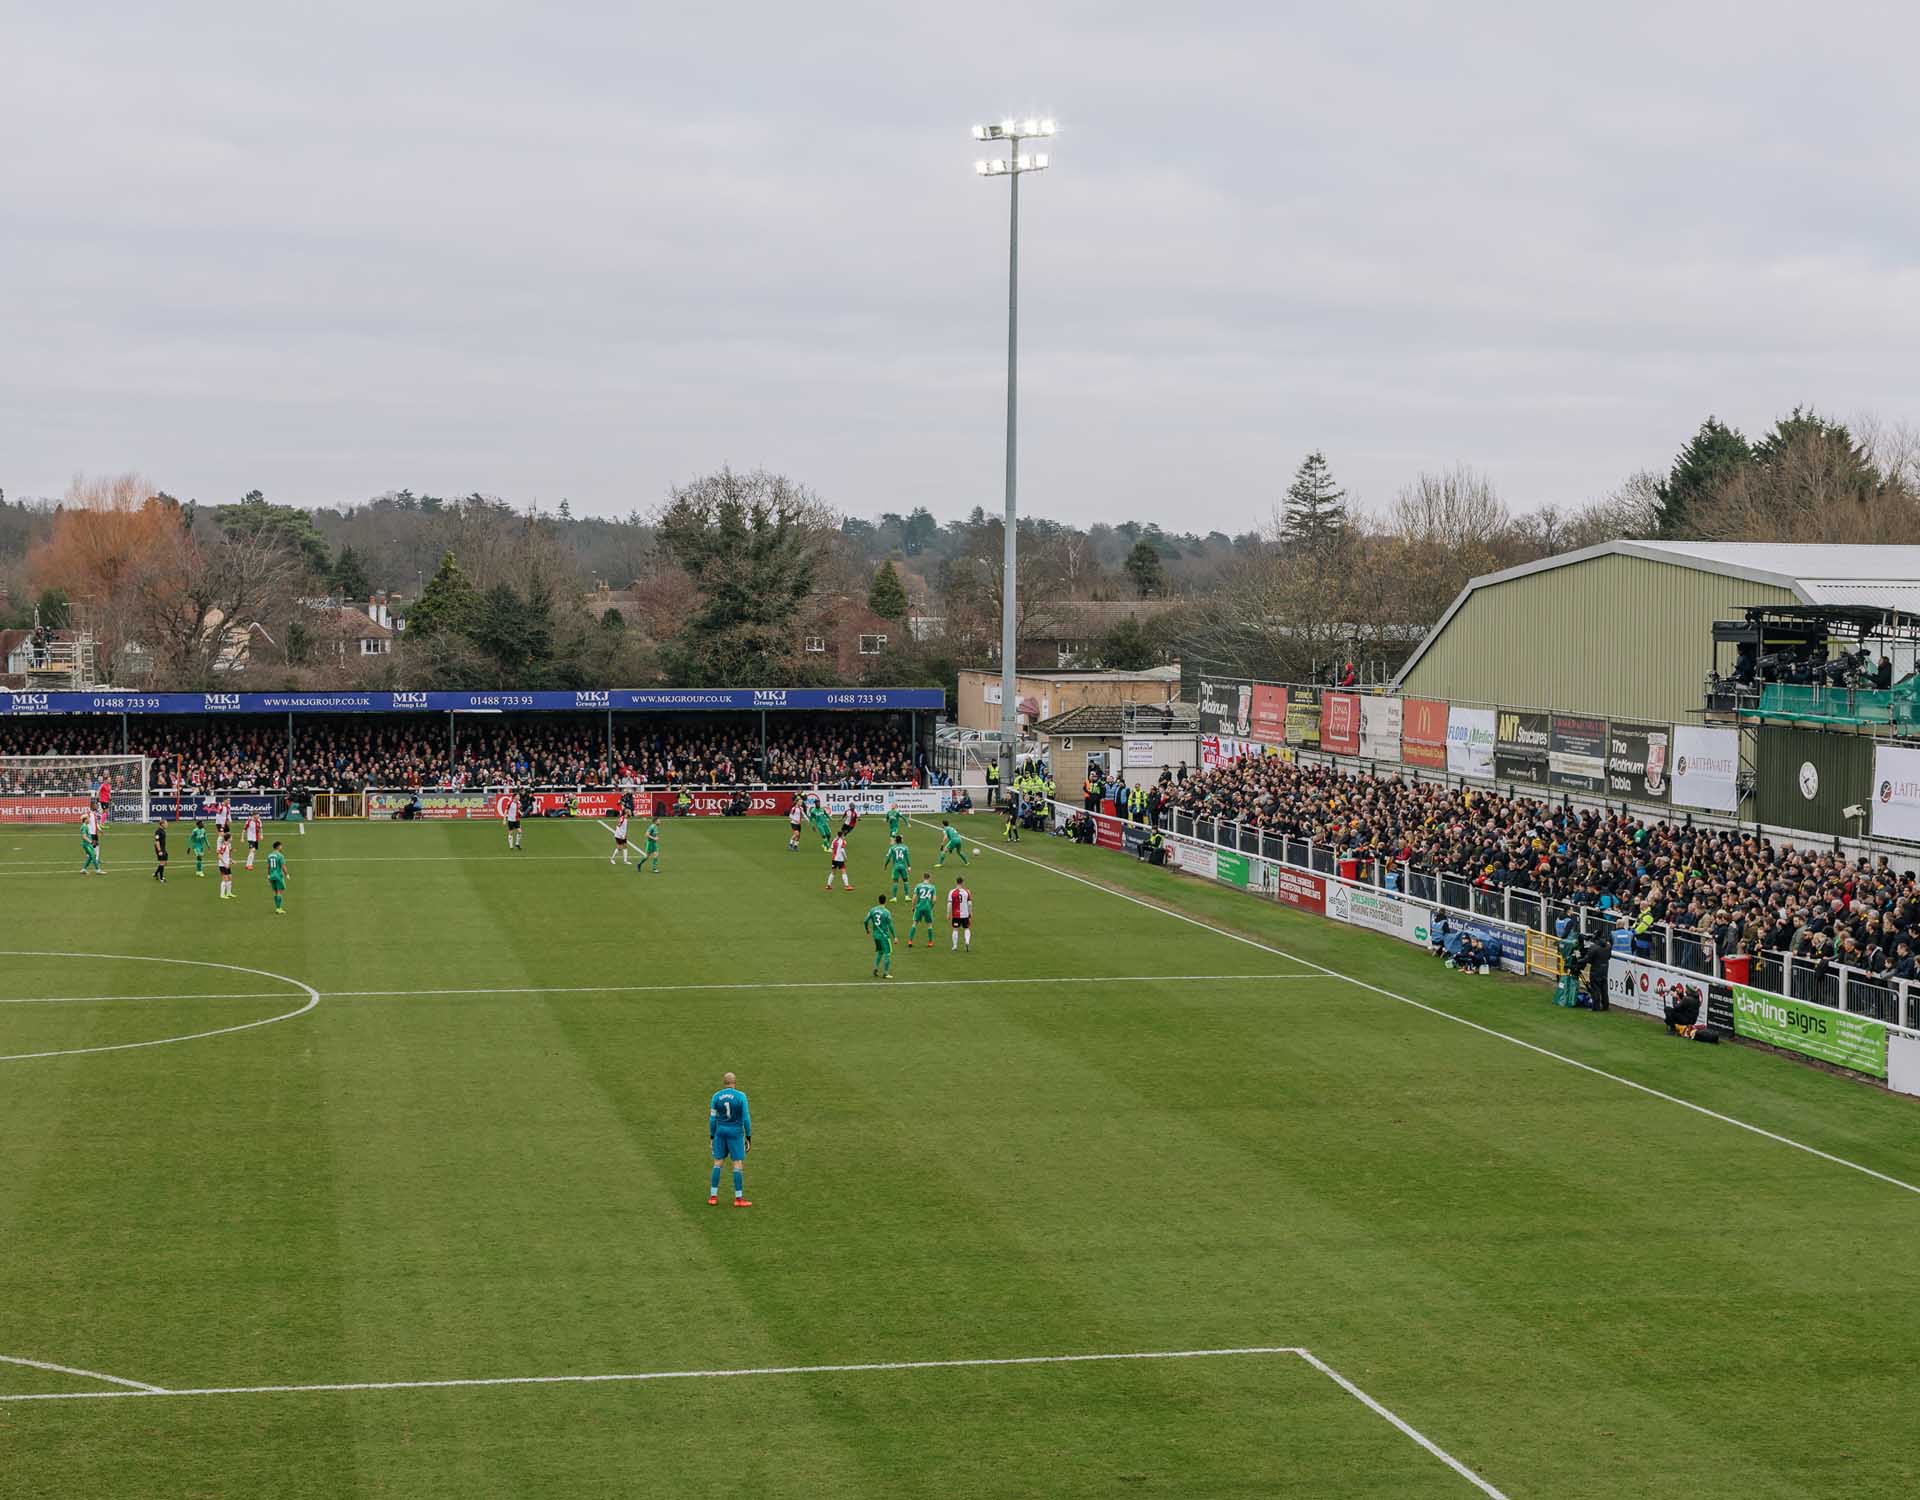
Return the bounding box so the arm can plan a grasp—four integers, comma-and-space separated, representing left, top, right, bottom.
1871, 743, 1920, 842
1283, 687, 1321, 748
0, 688, 945, 716
1548, 714, 1606, 793
1358, 695, 1401, 762
1324, 881, 1429, 947
1493, 710, 1549, 787
1320, 692, 1361, 756
1196, 679, 1252, 739
1730, 985, 1888, 1078
1669, 725, 1740, 814
0, 791, 283, 821
1606, 722, 1670, 804
1445, 705, 1495, 780
1400, 698, 1448, 769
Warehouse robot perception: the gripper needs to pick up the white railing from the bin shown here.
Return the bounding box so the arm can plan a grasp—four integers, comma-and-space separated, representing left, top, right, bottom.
1042, 796, 1917, 1036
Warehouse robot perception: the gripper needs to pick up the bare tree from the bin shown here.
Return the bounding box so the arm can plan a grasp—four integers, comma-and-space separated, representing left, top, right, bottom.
124, 511, 305, 686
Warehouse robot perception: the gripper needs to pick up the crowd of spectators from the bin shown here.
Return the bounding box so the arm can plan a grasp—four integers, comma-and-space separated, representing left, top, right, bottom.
0, 716, 919, 793
1160, 753, 1920, 983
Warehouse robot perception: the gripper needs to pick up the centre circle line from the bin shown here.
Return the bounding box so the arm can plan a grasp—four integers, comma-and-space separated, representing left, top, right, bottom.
0, 951, 319, 1063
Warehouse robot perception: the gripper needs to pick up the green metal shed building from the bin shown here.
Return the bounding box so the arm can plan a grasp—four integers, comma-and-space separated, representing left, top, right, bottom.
1390, 541, 1920, 724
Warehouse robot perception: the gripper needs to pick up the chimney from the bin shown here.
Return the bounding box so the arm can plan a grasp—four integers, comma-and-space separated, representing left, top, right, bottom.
369, 590, 390, 630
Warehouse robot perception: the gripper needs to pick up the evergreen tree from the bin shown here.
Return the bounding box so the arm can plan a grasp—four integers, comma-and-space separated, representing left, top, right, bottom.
330, 545, 372, 601
1097, 613, 1158, 670
406, 551, 481, 637
1124, 539, 1166, 597
215, 490, 333, 579
1280, 451, 1349, 554
901, 507, 939, 556
654, 467, 829, 686
1655, 417, 1752, 535
868, 559, 909, 621
1752, 407, 1877, 496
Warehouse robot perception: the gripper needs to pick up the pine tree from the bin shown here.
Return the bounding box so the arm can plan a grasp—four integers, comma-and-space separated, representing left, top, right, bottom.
1124, 539, 1166, 597
868, 559, 909, 621
1655, 417, 1752, 536
1752, 407, 1877, 496
407, 551, 481, 637
330, 546, 372, 601
1280, 452, 1349, 554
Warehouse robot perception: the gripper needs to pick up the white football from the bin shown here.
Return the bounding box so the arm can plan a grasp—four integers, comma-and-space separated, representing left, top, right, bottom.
972, 847, 981, 855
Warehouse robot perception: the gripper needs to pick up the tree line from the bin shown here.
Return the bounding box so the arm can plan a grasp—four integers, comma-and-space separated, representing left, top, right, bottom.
4, 404, 1914, 693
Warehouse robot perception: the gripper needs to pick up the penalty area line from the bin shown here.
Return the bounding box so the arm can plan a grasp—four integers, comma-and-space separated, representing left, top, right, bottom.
909, 820, 1920, 1200
0, 1344, 1509, 1494
0, 1353, 166, 1394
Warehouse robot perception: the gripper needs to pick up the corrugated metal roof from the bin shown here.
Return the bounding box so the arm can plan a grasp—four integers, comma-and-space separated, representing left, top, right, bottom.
1627, 540, 1920, 584
1392, 540, 1920, 689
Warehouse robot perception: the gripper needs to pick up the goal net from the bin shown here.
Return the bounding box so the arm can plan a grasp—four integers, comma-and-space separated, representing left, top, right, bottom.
0, 754, 151, 823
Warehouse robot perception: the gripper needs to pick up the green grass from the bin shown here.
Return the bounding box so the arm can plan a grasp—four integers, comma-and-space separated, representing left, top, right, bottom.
1, 813, 1915, 1498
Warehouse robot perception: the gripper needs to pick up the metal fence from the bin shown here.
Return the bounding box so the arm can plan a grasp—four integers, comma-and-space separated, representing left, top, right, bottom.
1154, 807, 1916, 1031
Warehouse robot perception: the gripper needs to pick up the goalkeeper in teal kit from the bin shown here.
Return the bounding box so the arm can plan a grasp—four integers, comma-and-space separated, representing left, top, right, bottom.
708, 1073, 753, 1207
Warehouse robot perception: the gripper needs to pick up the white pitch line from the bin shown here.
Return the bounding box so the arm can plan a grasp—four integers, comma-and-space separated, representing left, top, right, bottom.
1295, 1349, 1509, 1499
909, 820, 1920, 1200
0, 1345, 1305, 1404
0, 1344, 1510, 1492
0, 952, 320, 1063
0, 1353, 166, 1394
318, 974, 1317, 1000
0, 991, 291, 1006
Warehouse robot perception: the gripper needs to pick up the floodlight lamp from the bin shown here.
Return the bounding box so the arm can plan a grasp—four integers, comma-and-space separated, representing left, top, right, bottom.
972, 124, 987, 140
1032, 152, 1049, 169
974, 160, 990, 175
1038, 118, 1057, 135
1022, 118, 1040, 135
1000, 117, 1015, 133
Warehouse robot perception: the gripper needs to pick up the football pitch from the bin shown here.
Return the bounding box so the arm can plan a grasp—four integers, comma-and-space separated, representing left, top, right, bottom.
2, 814, 1916, 1498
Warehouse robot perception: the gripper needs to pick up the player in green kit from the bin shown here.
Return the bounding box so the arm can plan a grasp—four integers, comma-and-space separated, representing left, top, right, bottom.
907, 875, 938, 946
864, 894, 896, 978
934, 819, 968, 866
641, 819, 660, 873
883, 834, 912, 900
267, 840, 289, 914
886, 804, 905, 840
809, 798, 833, 850
187, 819, 209, 877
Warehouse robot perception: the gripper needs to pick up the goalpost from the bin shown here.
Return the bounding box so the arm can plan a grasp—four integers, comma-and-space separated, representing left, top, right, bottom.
0, 754, 151, 823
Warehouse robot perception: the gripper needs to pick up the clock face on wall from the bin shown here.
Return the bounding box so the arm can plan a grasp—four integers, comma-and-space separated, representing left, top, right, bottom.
1799, 762, 1820, 800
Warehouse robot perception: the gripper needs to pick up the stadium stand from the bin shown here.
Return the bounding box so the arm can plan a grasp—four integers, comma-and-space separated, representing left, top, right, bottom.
0, 717, 916, 792
1160, 753, 1920, 1008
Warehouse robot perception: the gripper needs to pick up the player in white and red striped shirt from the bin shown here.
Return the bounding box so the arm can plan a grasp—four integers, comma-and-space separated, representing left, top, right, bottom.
948, 877, 973, 951
825, 834, 850, 891
243, 813, 263, 870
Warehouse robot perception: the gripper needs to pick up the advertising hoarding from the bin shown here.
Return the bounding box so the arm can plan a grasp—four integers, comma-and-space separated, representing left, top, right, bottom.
1670, 725, 1741, 813
1320, 692, 1361, 756
1284, 687, 1321, 748
1549, 714, 1607, 793
1445, 706, 1496, 780
1359, 696, 1401, 762
1250, 685, 1287, 744
1870, 743, 1920, 842
1606, 722, 1671, 803
1401, 698, 1448, 769
1730, 986, 1888, 1078
1493, 710, 1550, 787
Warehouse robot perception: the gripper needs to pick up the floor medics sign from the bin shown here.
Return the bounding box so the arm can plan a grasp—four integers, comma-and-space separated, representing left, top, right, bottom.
1729, 986, 1888, 1078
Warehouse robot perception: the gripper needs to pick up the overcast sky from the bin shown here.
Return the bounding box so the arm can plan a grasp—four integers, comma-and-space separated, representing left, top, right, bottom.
5, 2, 1918, 531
